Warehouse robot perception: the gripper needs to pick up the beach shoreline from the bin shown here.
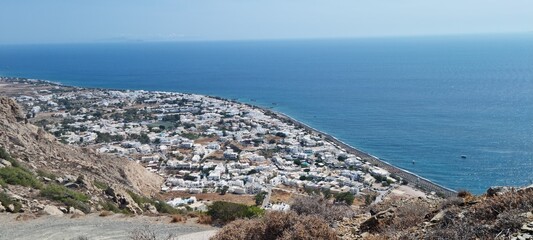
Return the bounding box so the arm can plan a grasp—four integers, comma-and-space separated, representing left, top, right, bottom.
1, 75, 456, 198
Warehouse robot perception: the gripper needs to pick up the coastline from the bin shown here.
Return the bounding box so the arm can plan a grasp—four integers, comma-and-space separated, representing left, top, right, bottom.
1, 76, 456, 198
262, 110, 457, 197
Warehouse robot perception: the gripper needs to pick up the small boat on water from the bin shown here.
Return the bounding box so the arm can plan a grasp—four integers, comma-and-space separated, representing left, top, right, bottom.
461, 155, 467, 159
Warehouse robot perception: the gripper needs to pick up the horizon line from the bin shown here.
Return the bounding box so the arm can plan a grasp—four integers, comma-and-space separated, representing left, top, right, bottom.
0, 31, 532, 46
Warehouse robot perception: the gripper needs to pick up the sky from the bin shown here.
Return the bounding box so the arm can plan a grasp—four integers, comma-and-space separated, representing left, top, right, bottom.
0, 0, 532, 44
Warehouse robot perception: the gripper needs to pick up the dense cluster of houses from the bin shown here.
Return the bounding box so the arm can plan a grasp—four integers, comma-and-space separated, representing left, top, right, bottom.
14, 82, 397, 209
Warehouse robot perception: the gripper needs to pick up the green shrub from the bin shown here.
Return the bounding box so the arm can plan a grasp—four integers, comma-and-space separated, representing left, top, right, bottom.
126, 190, 152, 206
40, 184, 90, 213
254, 191, 268, 206
36, 170, 57, 180
93, 180, 108, 190
0, 147, 20, 168
335, 192, 355, 205
208, 201, 265, 224
41, 184, 89, 202
0, 192, 22, 212
154, 200, 181, 214
0, 178, 6, 187
0, 167, 42, 189
0, 147, 12, 161
100, 200, 131, 214
126, 190, 180, 214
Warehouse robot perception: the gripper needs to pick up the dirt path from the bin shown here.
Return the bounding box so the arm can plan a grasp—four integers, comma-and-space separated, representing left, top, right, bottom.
0, 213, 217, 240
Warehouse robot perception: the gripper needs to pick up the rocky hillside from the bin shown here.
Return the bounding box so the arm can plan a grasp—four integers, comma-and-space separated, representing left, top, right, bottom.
0, 96, 164, 215
331, 186, 533, 240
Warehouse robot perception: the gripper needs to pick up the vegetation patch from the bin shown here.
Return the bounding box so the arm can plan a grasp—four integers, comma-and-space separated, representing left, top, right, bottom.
0, 191, 22, 212
93, 180, 108, 190
211, 211, 337, 240
40, 184, 91, 213
100, 200, 131, 214
0, 166, 43, 189
207, 201, 265, 225
127, 190, 181, 214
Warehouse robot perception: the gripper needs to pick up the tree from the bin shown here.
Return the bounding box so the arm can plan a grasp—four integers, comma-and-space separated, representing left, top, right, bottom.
254, 191, 268, 206
334, 192, 355, 205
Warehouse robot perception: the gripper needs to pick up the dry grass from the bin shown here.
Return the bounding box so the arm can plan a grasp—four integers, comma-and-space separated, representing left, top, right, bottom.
170, 214, 186, 223
290, 195, 354, 225
211, 211, 338, 240
197, 214, 213, 225
99, 211, 114, 217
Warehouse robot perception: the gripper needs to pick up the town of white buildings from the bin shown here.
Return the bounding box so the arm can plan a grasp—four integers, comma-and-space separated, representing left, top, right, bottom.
10, 80, 400, 209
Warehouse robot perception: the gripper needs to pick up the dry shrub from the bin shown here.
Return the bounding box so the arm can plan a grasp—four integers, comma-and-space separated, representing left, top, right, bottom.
494, 209, 526, 238
439, 197, 463, 209
290, 195, 354, 224
457, 190, 472, 198
197, 214, 213, 225
211, 211, 337, 240
425, 223, 492, 240
170, 214, 186, 223
471, 188, 533, 221
389, 201, 430, 231
99, 211, 113, 217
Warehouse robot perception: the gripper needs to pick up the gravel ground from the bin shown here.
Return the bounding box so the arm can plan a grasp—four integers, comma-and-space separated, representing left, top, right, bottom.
0, 213, 217, 240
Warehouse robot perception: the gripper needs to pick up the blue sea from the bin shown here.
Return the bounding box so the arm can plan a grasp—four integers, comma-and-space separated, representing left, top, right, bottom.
1, 34, 532, 194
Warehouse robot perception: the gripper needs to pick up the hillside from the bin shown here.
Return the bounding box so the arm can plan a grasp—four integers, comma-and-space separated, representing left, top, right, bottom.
0, 96, 163, 215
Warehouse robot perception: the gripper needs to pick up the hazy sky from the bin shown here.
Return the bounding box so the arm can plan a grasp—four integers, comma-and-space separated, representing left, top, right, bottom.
1, 0, 532, 44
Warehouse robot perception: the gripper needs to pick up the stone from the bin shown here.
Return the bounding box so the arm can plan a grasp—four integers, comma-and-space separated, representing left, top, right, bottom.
522, 222, 533, 233
7, 204, 16, 213
55, 177, 64, 184
431, 210, 446, 223
72, 208, 85, 216
64, 174, 77, 183
64, 182, 80, 189
42, 205, 64, 216
42, 177, 52, 182
360, 216, 379, 232
145, 203, 158, 214
0, 204, 5, 212
0, 159, 12, 167
0, 163, 5, 168
59, 206, 69, 213
487, 186, 512, 197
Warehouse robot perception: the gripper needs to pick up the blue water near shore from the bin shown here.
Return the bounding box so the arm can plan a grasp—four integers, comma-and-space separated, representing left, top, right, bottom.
1, 34, 533, 193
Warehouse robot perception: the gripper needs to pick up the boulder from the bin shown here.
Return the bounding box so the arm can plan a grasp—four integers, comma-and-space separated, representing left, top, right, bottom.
360, 216, 379, 232
42, 205, 64, 216
0, 163, 5, 168
63, 174, 77, 183
69, 207, 85, 215
59, 206, 69, 213
0, 204, 5, 212
1, 159, 12, 167
522, 222, 533, 233
145, 203, 158, 214
104, 186, 143, 214
430, 210, 446, 223
487, 186, 512, 197
7, 204, 16, 213
64, 182, 80, 189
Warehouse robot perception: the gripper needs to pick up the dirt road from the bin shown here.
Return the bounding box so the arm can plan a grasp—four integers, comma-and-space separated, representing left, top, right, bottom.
0, 213, 217, 240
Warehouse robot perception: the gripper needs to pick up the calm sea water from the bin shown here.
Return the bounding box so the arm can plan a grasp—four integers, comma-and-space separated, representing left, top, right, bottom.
1, 34, 532, 193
